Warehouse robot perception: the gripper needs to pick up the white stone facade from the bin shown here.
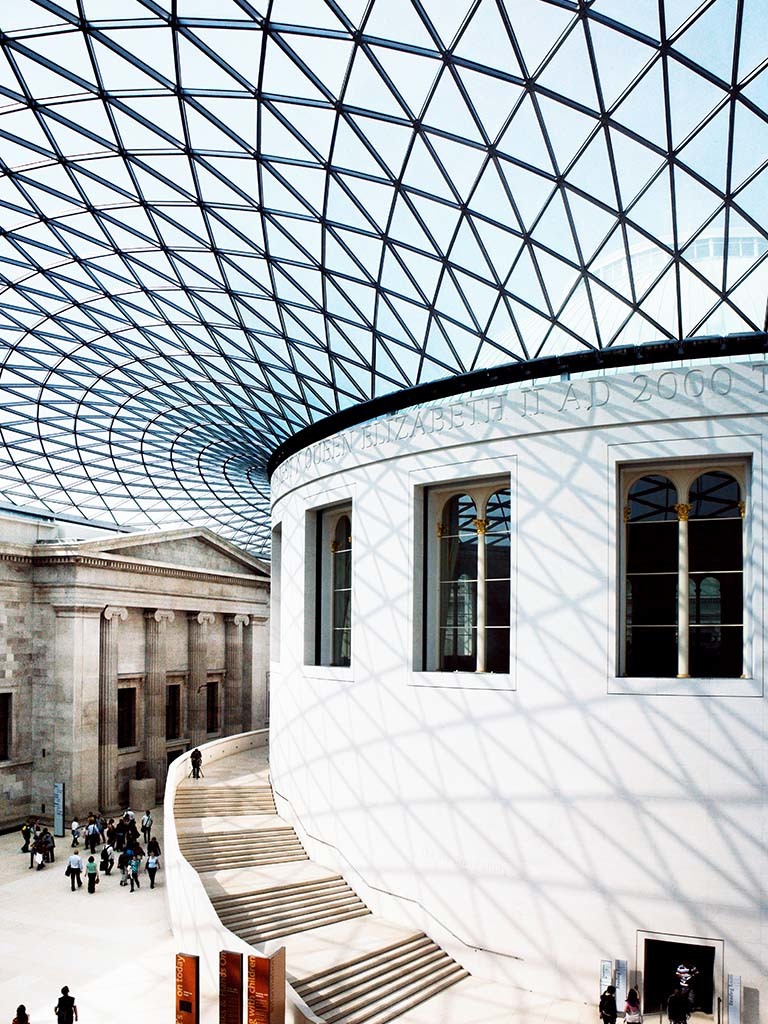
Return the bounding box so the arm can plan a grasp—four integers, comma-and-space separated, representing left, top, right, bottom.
270, 359, 768, 1020
0, 521, 269, 824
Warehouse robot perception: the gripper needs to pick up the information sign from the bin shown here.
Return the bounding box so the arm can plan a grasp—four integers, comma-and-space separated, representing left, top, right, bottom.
176, 953, 199, 1024
600, 960, 613, 994
247, 948, 286, 1024
219, 951, 243, 1024
614, 959, 628, 1010
727, 974, 741, 1024
53, 782, 65, 837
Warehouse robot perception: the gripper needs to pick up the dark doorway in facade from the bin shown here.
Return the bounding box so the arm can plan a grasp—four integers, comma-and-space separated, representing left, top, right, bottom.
643, 939, 715, 1015
166, 747, 185, 770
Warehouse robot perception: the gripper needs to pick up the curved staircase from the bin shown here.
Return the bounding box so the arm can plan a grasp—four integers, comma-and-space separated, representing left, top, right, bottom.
174, 753, 471, 1023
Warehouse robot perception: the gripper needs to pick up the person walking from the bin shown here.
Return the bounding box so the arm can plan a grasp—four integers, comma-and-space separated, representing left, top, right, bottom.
66, 851, 83, 891
146, 851, 160, 889
12, 1004, 30, 1024
54, 986, 78, 1024
100, 842, 114, 876
84, 855, 99, 894
70, 819, 80, 847
625, 987, 642, 1024
600, 985, 618, 1024
20, 821, 31, 853
85, 820, 99, 854
147, 834, 161, 857
140, 809, 153, 845
128, 852, 141, 892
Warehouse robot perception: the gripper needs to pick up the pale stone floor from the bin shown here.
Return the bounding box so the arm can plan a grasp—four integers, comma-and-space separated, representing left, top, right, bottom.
0, 808, 175, 1023
1, 749, 593, 1024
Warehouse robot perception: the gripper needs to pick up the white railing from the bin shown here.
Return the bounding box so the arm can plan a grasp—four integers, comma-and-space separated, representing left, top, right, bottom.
163, 731, 322, 1024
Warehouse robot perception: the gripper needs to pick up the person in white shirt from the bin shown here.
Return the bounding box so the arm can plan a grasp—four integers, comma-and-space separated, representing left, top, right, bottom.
66, 851, 83, 891
70, 819, 80, 847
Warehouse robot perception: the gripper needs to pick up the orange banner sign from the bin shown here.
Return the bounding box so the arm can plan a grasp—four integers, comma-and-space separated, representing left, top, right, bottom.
219, 950, 243, 1024
175, 953, 199, 1024
247, 948, 285, 1024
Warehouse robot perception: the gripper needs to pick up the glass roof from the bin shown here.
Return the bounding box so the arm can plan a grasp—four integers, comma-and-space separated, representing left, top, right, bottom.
0, 0, 766, 553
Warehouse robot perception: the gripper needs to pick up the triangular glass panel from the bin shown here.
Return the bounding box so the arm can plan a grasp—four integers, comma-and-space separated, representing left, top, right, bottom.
429, 135, 487, 201
496, 94, 555, 174
24, 30, 99, 88
193, 27, 264, 89
262, 36, 328, 102
612, 60, 668, 149
533, 95, 597, 173
401, 133, 455, 201
676, 104, 730, 194
380, 245, 429, 303
496, 159, 553, 231
725, 266, 768, 330
627, 169, 674, 245
342, 48, 405, 117
91, 36, 167, 92
673, 166, 722, 247
331, 118, 388, 177
667, 58, 727, 147
454, 0, 522, 77
453, 268, 500, 329
362, 0, 435, 47
457, 69, 523, 144
673, 0, 737, 83
326, 177, 376, 232
422, 68, 483, 142
505, 245, 549, 314
738, 3, 768, 80
568, 191, 618, 265
421, 3, 474, 50
370, 45, 441, 119
334, 227, 383, 279
11, 52, 85, 101
637, 260, 679, 336
732, 166, 768, 227
537, 23, 600, 111
397, 246, 443, 299
587, 279, 634, 345
283, 33, 355, 100
608, 128, 666, 210
471, 215, 524, 285
435, 271, 472, 326
663, 0, 709, 38
424, 318, 467, 374
558, 278, 599, 348
450, 218, 495, 283
532, 190, 578, 263
349, 113, 413, 179
587, 19, 655, 109
682, 211, 725, 289
725, 209, 767, 289
536, 247, 582, 315
178, 32, 252, 91
261, 167, 313, 216
342, 174, 395, 233
509, 0, 575, 76
679, 260, 722, 335
729, 101, 768, 189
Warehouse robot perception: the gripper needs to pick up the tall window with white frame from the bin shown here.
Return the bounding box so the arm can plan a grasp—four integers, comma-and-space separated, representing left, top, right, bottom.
430, 480, 511, 673
311, 504, 352, 667
622, 464, 745, 678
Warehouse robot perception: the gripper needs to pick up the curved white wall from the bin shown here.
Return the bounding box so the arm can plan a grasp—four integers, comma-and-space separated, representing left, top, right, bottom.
270, 360, 768, 1018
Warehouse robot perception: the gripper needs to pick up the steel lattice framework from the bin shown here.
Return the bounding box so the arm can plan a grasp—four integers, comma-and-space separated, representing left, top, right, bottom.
0, 0, 766, 553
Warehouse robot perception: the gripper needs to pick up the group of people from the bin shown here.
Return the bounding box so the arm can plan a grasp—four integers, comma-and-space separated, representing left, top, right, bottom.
20, 807, 161, 893
20, 820, 56, 869
12, 984, 77, 1024
600, 961, 701, 1024
64, 808, 161, 893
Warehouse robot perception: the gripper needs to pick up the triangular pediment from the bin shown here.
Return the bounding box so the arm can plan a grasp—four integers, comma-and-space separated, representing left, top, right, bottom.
69, 527, 269, 577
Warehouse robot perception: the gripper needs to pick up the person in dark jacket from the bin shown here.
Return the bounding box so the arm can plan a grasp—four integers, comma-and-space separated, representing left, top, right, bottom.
600, 985, 618, 1024
668, 988, 691, 1024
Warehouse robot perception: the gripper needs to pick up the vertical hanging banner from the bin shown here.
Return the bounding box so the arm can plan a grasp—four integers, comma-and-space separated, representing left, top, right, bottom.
53, 782, 65, 837
614, 959, 628, 1010
727, 975, 741, 1024
248, 948, 286, 1024
176, 953, 200, 1024
219, 951, 243, 1024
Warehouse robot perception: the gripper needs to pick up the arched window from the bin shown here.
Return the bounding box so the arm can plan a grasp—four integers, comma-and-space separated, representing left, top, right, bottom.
331, 514, 352, 667
622, 465, 745, 678
430, 479, 511, 673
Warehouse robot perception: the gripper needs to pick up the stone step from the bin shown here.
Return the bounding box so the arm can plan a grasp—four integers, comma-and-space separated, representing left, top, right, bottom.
294, 934, 430, 990
210, 875, 345, 908
232, 906, 372, 944
299, 944, 445, 1005
215, 881, 354, 919
219, 890, 365, 929
338, 966, 470, 1024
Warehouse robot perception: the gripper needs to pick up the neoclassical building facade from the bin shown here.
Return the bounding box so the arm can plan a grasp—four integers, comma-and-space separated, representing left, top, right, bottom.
0, 514, 269, 826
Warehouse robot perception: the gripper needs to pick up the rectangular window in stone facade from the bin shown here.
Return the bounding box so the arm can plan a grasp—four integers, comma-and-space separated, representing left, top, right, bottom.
166, 684, 181, 740
206, 680, 219, 733
117, 687, 137, 748
0, 693, 10, 760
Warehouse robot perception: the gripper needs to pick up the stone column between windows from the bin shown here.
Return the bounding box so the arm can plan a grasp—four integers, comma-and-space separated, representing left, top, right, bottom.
224, 614, 249, 736
145, 609, 174, 797
675, 502, 691, 678
473, 516, 487, 673
188, 612, 214, 745
99, 605, 128, 812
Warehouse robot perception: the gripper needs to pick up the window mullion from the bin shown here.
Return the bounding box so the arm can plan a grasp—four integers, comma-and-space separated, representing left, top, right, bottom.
675, 501, 691, 678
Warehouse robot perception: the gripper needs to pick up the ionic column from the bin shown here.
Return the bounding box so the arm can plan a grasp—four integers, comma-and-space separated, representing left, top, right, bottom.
145, 609, 175, 796
675, 502, 691, 678
224, 614, 249, 736
188, 612, 215, 745
99, 606, 128, 812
